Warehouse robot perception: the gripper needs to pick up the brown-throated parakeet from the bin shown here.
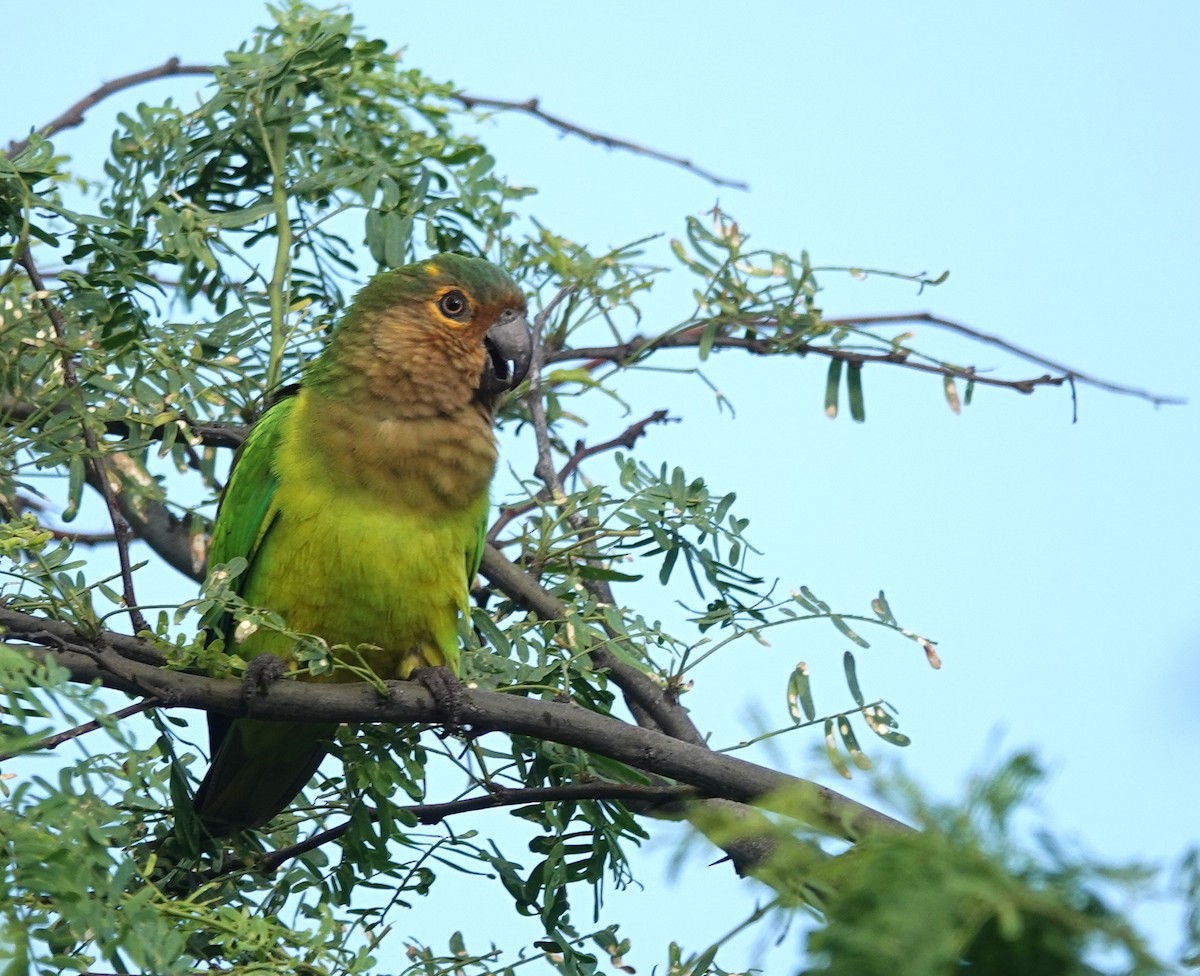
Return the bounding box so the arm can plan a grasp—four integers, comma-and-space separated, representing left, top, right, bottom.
191, 253, 531, 831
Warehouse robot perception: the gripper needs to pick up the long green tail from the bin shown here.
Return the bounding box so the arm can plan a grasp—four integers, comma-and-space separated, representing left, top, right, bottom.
192, 716, 338, 832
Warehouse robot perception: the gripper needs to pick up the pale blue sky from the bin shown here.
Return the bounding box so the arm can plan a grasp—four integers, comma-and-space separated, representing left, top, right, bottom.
5, 1, 1199, 969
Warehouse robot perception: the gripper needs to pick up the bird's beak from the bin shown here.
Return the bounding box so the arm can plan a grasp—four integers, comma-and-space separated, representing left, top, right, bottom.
479, 310, 533, 396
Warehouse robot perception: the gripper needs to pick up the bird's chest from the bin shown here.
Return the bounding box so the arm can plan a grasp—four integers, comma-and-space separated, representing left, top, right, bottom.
238, 409, 491, 677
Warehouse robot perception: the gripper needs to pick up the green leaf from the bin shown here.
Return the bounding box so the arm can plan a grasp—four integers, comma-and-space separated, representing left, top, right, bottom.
843, 650, 864, 707
799, 585, 830, 614
659, 545, 679, 584
831, 614, 870, 648
206, 200, 276, 229
63, 454, 85, 522
825, 357, 842, 418
863, 704, 912, 747
847, 361, 865, 422
871, 590, 896, 625
575, 564, 643, 583
838, 714, 873, 770
787, 662, 816, 723
824, 717, 851, 779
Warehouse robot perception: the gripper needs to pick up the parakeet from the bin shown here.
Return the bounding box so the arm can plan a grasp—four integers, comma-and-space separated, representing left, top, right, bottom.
191, 253, 531, 831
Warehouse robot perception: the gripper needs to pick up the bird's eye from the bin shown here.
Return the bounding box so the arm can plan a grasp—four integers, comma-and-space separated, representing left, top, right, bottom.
437, 290, 469, 320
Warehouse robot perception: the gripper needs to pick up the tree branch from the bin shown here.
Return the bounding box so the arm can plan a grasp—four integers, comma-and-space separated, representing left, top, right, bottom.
549, 317, 1184, 406
5, 58, 214, 158
256, 781, 699, 873
1, 395, 249, 452
4, 59, 745, 193
17, 251, 148, 632
826, 312, 1187, 407
478, 545, 706, 747
0, 699, 154, 762
0, 606, 908, 842
451, 93, 748, 190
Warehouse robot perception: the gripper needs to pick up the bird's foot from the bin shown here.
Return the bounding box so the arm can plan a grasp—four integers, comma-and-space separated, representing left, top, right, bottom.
413, 665, 468, 735
241, 653, 288, 706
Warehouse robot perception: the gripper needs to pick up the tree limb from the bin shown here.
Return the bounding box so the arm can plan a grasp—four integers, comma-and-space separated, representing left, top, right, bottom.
826, 312, 1186, 407
256, 781, 700, 874
0, 605, 908, 842
0, 698, 154, 762
550, 317, 1184, 406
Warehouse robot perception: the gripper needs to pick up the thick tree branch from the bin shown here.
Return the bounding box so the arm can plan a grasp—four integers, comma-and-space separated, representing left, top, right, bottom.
0, 606, 907, 841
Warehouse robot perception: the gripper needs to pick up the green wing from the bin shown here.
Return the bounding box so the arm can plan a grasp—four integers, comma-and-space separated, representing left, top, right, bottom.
192, 392, 332, 834
203, 395, 294, 640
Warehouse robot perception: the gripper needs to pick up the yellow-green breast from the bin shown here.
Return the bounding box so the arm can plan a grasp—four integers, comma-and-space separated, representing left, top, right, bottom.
236, 386, 496, 680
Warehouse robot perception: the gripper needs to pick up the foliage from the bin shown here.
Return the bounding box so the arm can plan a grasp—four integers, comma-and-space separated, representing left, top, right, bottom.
0, 4, 1193, 975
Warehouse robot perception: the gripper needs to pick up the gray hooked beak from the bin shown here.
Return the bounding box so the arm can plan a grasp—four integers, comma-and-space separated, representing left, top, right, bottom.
479, 308, 533, 397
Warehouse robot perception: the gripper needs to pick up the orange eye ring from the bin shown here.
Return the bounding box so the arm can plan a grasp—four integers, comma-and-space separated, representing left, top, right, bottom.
437, 289, 469, 320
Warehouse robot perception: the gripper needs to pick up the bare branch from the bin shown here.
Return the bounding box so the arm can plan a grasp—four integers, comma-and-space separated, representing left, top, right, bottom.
47, 528, 119, 546
0, 700, 154, 762
547, 318, 1181, 404
4, 58, 745, 193
551, 314, 1182, 406
6, 58, 214, 158
452, 93, 749, 191
525, 286, 578, 503
257, 781, 699, 873
826, 312, 1186, 406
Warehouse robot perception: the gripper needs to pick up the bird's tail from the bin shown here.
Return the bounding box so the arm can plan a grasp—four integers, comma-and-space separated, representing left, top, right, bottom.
191, 716, 338, 832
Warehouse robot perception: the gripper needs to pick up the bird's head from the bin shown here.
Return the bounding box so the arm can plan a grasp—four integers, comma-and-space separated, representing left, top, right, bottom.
315, 254, 533, 415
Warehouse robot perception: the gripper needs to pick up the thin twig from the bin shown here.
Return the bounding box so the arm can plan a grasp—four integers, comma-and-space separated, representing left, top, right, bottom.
453, 93, 748, 190
256, 781, 698, 873
487, 409, 674, 544
547, 318, 1177, 403
0, 700, 153, 762
5, 58, 745, 195
826, 312, 1186, 407
525, 285, 578, 503
48, 528, 119, 545
6, 58, 214, 158
17, 252, 149, 633
2, 395, 250, 451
